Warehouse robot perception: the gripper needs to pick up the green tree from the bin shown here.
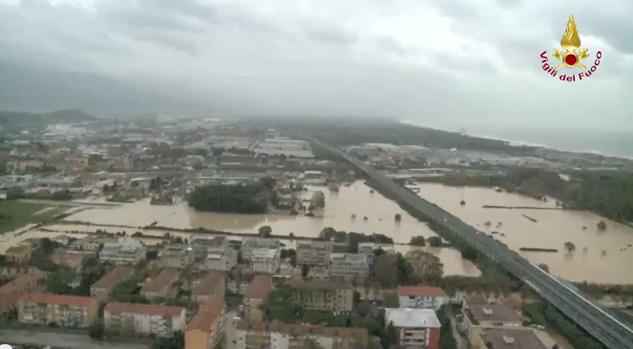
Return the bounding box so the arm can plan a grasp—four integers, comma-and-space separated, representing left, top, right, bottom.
410, 236, 426, 246
427, 236, 443, 247
258, 225, 272, 238
406, 250, 444, 284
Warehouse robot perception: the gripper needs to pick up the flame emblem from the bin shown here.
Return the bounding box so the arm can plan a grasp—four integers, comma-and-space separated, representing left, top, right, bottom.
553, 15, 589, 69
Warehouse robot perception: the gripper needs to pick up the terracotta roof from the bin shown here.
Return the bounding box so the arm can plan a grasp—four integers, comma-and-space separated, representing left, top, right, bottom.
237, 321, 367, 338
0, 268, 46, 294
484, 329, 547, 349
92, 266, 135, 290
192, 271, 225, 296
105, 302, 185, 317
19, 292, 95, 306
141, 268, 181, 293
244, 274, 273, 299
186, 299, 225, 331
398, 286, 447, 297
6, 245, 31, 254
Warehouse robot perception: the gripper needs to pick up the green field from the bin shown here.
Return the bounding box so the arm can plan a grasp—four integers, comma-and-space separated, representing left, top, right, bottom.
0, 201, 66, 233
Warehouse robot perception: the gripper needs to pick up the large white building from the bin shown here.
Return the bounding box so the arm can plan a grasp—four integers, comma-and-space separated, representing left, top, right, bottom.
104, 302, 186, 337
241, 238, 281, 261
192, 237, 238, 271
253, 137, 314, 159
385, 308, 441, 349
251, 248, 281, 274
99, 238, 146, 265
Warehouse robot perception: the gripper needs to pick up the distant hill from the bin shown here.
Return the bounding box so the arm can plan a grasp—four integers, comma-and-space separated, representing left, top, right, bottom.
0, 109, 96, 130
0, 61, 209, 116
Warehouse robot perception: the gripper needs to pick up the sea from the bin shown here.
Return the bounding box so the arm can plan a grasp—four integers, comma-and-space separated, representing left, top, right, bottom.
400, 121, 633, 159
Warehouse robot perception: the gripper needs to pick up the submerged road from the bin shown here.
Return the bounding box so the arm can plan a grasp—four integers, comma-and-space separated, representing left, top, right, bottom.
308, 137, 633, 349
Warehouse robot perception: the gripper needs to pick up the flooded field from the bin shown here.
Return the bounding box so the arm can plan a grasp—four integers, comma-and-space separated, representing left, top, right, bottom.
414, 183, 633, 284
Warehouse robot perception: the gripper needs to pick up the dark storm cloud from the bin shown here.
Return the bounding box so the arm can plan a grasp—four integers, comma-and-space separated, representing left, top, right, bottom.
0, 0, 631, 132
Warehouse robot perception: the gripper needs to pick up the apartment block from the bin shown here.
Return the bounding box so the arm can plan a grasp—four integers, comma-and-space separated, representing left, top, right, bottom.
104, 302, 186, 337
18, 293, 97, 328
185, 299, 226, 349
250, 248, 281, 274
99, 238, 146, 265
296, 240, 331, 266
192, 237, 237, 271
240, 238, 281, 261
192, 271, 226, 304
90, 266, 135, 303
244, 275, 273, 322
463, 304, 523, 348
398, 286, 447, 310
141, 268, 181, 300
328, 253, 369, 281
158, 243, 195, 269
233, 321, 368, 349
385, 308, 441, 349
0, 268, 46, 314
289, 280, 353, 314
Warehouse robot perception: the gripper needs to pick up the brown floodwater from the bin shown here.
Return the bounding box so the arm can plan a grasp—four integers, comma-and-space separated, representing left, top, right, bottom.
53, 180, 480, 277
414, 183, 633, 284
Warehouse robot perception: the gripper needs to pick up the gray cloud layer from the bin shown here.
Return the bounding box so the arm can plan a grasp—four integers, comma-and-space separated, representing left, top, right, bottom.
0, 0, 631, 131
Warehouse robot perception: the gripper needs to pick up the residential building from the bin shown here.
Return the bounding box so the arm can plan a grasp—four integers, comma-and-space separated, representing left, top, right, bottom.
90, 266, 136, 303
185, 299, 226, 349
481, 329, 547, 349
307, 266, 330, 280
250, 248, 281, 274
192, 271, 226, 304
0, 268, 46, 314
289, 280, 353, 314
141, 268, 181, 300
241, 237, 281, 261
99, 238, 146, 265
69, 234, 117, 252
328, 253, 369, 281
385, 308, 441, 349
398, 286, 447, 310
17, 293, 98, 328
358, 242, 395, 264
104, 302, 186, 337
463, 304, 523, 348
204, 246, 238, 271
50, 250, 92, 271
244, 275, 273, 322
5, 245, 33, 264
192, 237, 238, 271
252, 137, 315, 159
233, 321, 368, 349
296, 240, 331, 266
158, 243, 195, 269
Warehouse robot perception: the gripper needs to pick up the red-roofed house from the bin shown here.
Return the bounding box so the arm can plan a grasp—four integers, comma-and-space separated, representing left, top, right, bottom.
185, 299, 226, 349
17, 293, 97, 328
398, 286, 447, 310
244, 275, 273, 322
104, 302, 186, 337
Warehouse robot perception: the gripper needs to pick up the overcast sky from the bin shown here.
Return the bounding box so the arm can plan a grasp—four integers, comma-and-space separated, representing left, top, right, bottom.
0, 0, 631, 132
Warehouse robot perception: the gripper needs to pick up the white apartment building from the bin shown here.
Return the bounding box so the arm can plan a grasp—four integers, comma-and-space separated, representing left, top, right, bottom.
98, 238, 146, 265
251, 248, 281, 274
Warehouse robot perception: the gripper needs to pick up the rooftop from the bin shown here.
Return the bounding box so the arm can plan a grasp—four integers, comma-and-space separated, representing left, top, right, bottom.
483, 329, 547, 349
289, 280, 352, 291
105, 302, 184, 317
91, 266, 135, 290
19, 292, 94, 306
186, 299, 225, 331
384, 308, 441, 328
0, 268, 46, 294
237, 321, 367, 338
192, 271, 225, 296
251, 248, 279, 259
244, 274, 273, 299
467, 304, 522, 324
141, 268, 181, 293
191, 236, 227, 249
398, 286, 447, 298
